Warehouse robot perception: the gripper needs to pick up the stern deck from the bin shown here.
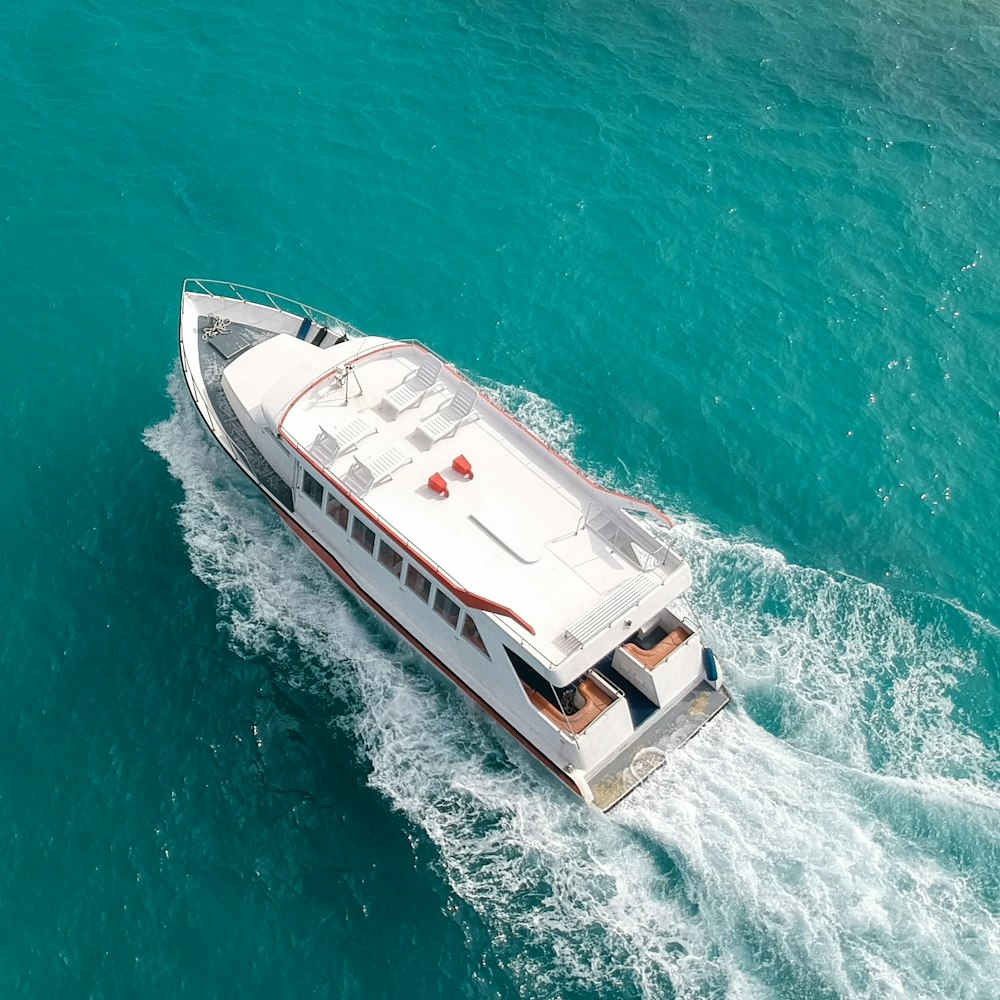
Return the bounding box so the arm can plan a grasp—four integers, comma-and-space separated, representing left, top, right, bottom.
590, 682, 730, 812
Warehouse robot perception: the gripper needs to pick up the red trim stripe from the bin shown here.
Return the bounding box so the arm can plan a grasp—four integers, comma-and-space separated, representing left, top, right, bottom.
273, 505, 579, 795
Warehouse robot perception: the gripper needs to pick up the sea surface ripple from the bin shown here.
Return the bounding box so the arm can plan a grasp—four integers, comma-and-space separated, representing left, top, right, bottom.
1, 0, 997, 996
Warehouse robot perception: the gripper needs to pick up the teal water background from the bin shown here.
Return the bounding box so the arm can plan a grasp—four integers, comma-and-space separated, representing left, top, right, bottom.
2, 0, 999, 996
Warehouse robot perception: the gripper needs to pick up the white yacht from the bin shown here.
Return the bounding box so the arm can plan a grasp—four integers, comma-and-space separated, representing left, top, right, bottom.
179, 280, 729, 810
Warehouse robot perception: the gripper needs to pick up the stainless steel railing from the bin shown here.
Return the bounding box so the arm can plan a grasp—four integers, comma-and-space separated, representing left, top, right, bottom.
182, 278, 365, 339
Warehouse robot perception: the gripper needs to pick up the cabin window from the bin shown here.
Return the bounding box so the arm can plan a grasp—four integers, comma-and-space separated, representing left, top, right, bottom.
433, 590, 461, 629
377, 540, 403, 579
461, 614, 489, 657
302, 470, 324, 506
351, 518, 376, 554
405, 565, 431, 603
326, 495, 350, 529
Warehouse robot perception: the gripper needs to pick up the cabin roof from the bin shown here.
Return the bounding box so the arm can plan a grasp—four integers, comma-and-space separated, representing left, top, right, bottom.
224, 334, 688, 669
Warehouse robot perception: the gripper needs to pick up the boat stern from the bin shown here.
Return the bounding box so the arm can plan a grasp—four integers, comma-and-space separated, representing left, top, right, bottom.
588, 680, 730, 812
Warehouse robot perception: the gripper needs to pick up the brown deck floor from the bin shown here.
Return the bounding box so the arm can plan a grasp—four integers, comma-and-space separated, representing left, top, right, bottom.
525, 677, 615, 734
622, 625, 692, 670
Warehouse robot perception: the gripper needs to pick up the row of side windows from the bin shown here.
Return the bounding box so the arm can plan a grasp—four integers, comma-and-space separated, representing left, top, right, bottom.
300, 467, 489, 657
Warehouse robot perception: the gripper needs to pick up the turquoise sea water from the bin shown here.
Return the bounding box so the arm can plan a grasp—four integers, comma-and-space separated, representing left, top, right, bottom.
2, 0, 998, 996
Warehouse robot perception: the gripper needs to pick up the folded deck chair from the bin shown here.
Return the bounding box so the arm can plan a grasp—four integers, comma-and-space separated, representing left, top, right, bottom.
343, 445, 412, 496
381, 357, 443, 419
414, 384, 478, 446
311, 415, 376, 467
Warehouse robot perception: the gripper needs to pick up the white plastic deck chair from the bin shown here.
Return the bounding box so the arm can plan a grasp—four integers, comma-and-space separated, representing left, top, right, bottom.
310, 415, 376, 468
342, 446, 412, 496
343, 460, 375, 496
414, 384, 479, 446
381, 357, 443, 419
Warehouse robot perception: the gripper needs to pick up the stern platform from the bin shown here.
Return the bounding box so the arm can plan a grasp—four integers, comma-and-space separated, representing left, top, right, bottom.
590, 682, 730, 812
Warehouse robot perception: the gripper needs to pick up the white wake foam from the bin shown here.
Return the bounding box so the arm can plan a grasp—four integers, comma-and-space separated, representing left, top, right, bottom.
666, 518, 998, 787
618, 716, 1000, 999
480, 377, 581, 457
147, 367, 1000, 999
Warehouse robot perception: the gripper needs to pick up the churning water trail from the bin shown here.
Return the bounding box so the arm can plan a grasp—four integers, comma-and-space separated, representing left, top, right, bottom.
147, 369, 999, 1000
618, 717, 1000, 1000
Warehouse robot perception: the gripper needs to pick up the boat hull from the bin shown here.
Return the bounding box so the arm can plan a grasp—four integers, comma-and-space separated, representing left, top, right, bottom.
177, 281, 730, 811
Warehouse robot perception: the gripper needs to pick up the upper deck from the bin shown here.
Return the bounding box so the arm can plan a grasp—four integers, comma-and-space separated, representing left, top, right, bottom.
221, 328, 691, 671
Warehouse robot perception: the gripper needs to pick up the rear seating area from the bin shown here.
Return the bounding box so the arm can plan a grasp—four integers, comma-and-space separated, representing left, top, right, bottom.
622, 625, 692, 669
524, 675, 616, 734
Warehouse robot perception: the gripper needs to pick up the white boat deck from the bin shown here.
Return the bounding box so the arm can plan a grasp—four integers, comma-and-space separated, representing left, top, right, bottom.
223, 333, 685, 667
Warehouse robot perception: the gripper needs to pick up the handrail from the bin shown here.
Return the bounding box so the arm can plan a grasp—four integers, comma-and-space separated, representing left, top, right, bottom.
581, 503, 677, 571
588, 668, 625, 701
179, 341, 224, 440
183, 278, 366, 340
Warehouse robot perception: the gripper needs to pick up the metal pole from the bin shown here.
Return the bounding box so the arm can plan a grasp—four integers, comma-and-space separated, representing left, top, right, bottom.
550, 683, 579, 743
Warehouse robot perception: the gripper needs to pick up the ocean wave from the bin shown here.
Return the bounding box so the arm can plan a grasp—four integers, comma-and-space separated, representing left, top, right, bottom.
146, 367, 1000, 999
